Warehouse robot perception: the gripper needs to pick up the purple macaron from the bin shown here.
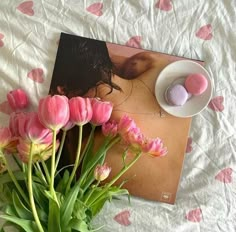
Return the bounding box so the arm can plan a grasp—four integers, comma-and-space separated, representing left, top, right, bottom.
165, 84, 189, 106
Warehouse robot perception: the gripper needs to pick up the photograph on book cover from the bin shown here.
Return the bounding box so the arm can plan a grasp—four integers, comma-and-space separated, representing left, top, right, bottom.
49, 32, 203, 204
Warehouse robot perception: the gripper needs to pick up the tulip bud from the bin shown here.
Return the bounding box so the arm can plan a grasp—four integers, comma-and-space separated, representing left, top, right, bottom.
90, 98, 113, 126
7, 89, 29, 111
94, 163, 111, 181
38, 95, 70, 130
69, 97, 92, 126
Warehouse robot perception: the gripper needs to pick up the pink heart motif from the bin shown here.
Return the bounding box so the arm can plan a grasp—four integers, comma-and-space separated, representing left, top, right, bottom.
17, 1, 34, 16
208, 96, 224, 112
155, 0, 173, 11
86, 3, 103, 16
113, 210, 131, 226
196, 24, 213, 40
27, 68, 44, 83
215, 168, 233, 183
186, 137, 193, 153
0, 101, 14, 115
125, 36, 142, 49
185, 208, 202, 222
0, 33, 4, 47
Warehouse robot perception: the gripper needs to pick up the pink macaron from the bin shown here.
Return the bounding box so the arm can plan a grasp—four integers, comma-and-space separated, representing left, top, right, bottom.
185, 73, 208, 96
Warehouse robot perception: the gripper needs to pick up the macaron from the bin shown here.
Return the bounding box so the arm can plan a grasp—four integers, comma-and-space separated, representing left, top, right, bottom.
165, 84, 188, 106
185, 73, 208, 96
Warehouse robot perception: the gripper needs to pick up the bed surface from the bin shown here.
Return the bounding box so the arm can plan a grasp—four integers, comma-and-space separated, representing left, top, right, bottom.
0, 1, 235, 231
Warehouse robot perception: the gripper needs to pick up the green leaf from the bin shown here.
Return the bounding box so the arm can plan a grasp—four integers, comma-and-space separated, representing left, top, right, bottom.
88, 186, 129, 216
12, 190, 33, 220
32, 182, 48, 209
0, 170, 41, 185
3, 204, 18, 217
0, 215, 38, 232
69, 218, 90, 232
56, 169, 70, 193
48, 198, 61, 232
60, 183, 81, 231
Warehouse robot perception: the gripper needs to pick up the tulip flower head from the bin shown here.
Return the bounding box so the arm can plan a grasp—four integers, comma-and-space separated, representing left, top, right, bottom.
0, 127, 13, 150
17, 138, 59, 163
94, 163, 111, 181
141, 138, 167, 157
7, 88, 29, 111
102, 120, 118, 138
38, 95, 70, 130
118, 115, 136, 136
90, 98, 113, 126
9, 112, 25, 137
69, 97, 92, 126
124, 126, 144, 150
18, 112, 53, 144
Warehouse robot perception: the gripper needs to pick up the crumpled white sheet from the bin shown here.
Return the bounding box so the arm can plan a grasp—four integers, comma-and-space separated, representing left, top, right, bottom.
0, 0, 235, 231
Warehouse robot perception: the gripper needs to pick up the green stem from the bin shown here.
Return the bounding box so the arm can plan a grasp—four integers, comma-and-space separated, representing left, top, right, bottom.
80, 125, 96, 168
83, 181, 100, 205
1, 154, 29, 207
55, 130, 67, 170
50, 130, 58, 200
35, 163, 47, 185
41, 160, 51, 184
66, 125, 83, 193
28, 143, 44, 232
12, 154, 22, 170
88, 151, 142, 207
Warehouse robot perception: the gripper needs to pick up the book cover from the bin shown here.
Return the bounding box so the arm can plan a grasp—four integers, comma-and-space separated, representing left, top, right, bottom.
49, 32, 203, 204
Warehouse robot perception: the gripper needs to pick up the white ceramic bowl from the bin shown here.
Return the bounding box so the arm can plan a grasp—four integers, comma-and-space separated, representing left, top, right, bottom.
155, 60, 213, 118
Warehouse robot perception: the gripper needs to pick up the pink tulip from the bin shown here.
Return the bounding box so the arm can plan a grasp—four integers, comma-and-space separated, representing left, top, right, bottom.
7, 88, 29, 111
0, 127, 12, 149
102, 120, 118, 137
124, 126, 144, 149
17, 138, 59, 163
94, 163, 111, 181
9, 112, 26, 137
62, 120, 75, 131
118, 115, 136, 136
141, 138, 167, 157
69, 97, 92, 126
0, 127, 18, 154
18, 112, 53, 144
90, 98, 113, 126
38, 95, 70, 130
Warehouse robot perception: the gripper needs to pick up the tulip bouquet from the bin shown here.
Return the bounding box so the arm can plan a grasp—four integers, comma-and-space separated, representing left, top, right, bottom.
0, 89, 167, 232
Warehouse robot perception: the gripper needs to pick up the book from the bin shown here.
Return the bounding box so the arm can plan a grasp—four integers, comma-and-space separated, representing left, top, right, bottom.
49, 32, 203, 204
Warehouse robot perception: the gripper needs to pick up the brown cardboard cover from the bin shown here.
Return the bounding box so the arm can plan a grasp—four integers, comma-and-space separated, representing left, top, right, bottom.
50, 33, 203, 204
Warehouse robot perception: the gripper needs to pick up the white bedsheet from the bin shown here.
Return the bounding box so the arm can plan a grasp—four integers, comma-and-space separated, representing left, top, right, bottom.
0, 0, 235, 231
